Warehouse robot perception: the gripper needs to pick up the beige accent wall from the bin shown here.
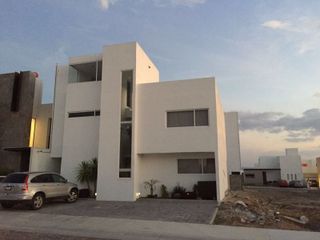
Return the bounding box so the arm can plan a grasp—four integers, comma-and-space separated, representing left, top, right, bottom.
33, 104, 52, 149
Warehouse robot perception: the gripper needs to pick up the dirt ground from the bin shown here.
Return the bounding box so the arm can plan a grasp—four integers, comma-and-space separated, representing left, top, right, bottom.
214, 187, 320, 231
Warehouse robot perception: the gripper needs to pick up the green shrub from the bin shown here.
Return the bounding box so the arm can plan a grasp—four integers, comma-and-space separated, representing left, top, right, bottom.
171, 184, 186, 199
160, 184, 169, 198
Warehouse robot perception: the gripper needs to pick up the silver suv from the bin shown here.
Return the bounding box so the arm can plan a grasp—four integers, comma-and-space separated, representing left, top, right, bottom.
0, 172, 78, 210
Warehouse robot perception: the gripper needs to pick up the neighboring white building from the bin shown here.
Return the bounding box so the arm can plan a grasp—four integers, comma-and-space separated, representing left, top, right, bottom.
244, 148, 304, 185
280, 148, 303, 182
225, 112, 242, 174
50, 42, 240, 202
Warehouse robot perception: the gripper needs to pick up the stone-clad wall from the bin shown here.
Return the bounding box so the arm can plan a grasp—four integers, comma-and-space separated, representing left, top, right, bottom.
0, 71, 35, 172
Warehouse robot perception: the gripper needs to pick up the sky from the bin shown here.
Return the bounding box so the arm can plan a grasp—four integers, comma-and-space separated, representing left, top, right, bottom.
0, 0, 319, 165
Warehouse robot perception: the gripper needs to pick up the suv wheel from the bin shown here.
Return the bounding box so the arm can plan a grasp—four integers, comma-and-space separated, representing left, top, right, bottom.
66, 188, 78, 203
1, 202, 15, 209
31, 193, 45, 210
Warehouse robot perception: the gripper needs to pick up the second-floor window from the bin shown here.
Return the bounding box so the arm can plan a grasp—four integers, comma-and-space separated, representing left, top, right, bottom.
167, 109, 209, 127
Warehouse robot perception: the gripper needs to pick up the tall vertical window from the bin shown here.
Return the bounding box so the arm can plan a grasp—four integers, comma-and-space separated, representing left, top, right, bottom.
46, 118, 52, 149
119, 70, 133, 178
121, 70, 133, 121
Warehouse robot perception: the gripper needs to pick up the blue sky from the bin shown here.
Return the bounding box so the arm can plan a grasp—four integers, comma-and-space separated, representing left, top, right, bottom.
0, 0, 319, 164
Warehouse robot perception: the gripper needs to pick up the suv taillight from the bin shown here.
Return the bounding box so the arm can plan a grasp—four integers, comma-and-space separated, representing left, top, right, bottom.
22, 175, 29, 192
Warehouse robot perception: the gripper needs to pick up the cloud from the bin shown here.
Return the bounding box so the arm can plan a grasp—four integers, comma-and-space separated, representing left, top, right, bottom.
262, 18, 320, 54
239, 108, 320, 142
97, 0, 205, 10
262, 20, 290, 30
98, 0, 118, 10
313, 92, 320, 98
152, 0, 206, 7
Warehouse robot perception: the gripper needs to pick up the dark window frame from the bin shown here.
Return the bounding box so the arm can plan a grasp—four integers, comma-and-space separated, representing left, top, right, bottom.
177, 158, 215, 174
68, 111, 95, 118
167, 109, 209, 128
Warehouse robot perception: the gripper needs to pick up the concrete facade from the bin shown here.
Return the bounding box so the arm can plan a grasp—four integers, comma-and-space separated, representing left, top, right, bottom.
51, 42, 241, 202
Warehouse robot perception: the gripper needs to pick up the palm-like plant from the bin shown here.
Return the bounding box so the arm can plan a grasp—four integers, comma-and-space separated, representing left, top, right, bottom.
76, 161, 92, 193
144, 179, 159, 197
76, 158, 98, 197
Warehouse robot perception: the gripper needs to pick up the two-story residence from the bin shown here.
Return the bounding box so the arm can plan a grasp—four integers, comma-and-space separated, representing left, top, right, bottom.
50, 42, 240, 202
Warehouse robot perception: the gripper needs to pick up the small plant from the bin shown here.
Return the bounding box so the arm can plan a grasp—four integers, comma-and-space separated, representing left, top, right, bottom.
160, 184, 169, 198
171, 184, 186, 199
144, 179, 159, 197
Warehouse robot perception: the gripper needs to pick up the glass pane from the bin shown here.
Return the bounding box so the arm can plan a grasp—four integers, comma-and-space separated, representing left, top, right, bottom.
119, 171, 131, 178
69, 62, 96, 83
119, 123, 132, 169
167, 111, 194, 127
195, 110, 209, 126
203, 158, 215, 173
178, 159, 202, 173
52, 174, 66, 183
97, 61, 102, 81
3, 173, 27, 183
121, 70, 133, 121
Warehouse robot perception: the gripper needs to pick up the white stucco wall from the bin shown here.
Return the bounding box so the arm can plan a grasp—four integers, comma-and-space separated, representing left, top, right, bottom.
137, 78, 217, 154
59, 80, 101, 187
138, 153, 215, 197
51, 65, 68, 158
97, 42, 137, 201
214, 88, 229, 202
225, 112, 241, 174
133, 44, 160, 200
29, 148, 60, 173
280, 148, 303, 181
66, 81, 101, 112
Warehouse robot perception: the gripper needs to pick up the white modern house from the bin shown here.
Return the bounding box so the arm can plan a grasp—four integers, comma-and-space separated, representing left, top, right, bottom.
244, 148, 304, 185
50, 42, 240, 202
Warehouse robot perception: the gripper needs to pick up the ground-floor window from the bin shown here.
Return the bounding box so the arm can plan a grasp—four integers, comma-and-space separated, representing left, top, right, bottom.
245, 173, 255, 178
177, 158, 215, 174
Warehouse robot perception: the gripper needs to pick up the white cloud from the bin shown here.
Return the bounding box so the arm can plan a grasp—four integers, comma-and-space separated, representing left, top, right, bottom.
262, 18, 320, 54
99, 0, 118, 11
314, 92, 320, 98
153, 0, 206, 7
262, 20, 289, 30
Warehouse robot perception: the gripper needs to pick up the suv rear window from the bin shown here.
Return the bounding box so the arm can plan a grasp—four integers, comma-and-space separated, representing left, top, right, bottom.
3, 173, 28, 183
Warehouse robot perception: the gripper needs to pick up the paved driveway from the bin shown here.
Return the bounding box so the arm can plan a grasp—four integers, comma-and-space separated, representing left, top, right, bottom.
1, 198, 217, 224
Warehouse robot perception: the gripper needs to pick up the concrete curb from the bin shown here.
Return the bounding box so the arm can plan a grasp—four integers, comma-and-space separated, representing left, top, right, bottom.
209, 203, 220, 225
